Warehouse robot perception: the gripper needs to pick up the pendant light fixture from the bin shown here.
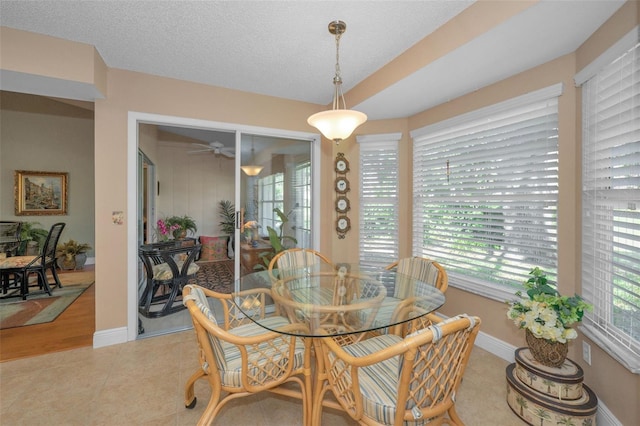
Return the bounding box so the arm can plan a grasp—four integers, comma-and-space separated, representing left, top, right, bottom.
307, 20, 367, 145
241, 137, 263, 176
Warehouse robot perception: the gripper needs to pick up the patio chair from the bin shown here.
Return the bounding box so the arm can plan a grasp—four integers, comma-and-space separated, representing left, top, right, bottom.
138, 242, 201, 318
182, 284, 312, 425
312, 313, 481, 426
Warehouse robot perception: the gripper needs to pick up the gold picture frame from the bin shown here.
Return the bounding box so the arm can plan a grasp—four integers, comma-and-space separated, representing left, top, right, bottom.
14, 170, 68, 216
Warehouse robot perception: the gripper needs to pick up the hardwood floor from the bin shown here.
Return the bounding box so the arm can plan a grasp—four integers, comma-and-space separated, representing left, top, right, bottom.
0, 267, 95, 362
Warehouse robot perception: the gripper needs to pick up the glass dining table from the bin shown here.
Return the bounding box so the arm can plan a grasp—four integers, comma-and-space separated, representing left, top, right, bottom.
231, 262, 446, 338
225, 262, 446, 425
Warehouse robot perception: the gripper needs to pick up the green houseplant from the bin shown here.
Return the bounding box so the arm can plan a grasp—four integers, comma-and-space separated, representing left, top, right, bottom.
218, 200, 236, 258
256, 207, 298, 270
165, 215, 198, 239
506, 267, 592, 367
18, 221, 49, 255
57, 239, 92, 270
218, 200, 235, 235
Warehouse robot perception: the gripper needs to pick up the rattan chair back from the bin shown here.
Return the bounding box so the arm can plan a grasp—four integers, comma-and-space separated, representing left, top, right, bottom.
267, 248, 333, 282
313, 313, 481, 426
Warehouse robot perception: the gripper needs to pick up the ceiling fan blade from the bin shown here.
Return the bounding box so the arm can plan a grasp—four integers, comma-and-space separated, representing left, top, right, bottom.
220, 151, 235, 158
187, 149, 212, 154
192, 143, 212, 149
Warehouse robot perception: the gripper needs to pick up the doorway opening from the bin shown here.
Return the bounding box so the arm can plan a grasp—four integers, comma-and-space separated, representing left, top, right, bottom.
128, 112, 321, 341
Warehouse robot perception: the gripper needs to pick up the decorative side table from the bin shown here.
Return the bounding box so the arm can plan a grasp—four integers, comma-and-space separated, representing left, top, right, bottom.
506, 347, 598, 425
239, 242, 273, 274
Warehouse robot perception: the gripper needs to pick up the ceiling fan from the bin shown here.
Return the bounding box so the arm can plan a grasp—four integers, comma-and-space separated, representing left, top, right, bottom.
188, 141, 235, 158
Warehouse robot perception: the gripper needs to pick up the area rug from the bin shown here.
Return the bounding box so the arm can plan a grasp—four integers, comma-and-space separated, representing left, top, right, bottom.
0, 274, 94, 330
191, 260, 234, 293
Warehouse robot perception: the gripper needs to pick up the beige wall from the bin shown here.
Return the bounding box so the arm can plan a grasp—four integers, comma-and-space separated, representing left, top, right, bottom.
1, 1, 638, 423
156, 135, 235, 237
0, 91, 95, 254
403, 3, 640, 423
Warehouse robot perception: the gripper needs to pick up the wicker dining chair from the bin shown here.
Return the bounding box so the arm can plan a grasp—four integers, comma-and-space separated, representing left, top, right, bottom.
312, 313, 481, 426
267, 247, 333, 282
0, 222, 66, 299
358, 256, 448, 335
182, 284, 312, 426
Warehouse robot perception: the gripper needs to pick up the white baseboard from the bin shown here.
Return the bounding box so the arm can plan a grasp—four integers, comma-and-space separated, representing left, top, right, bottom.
93, 326, 128, 348
476, 329, 621, 426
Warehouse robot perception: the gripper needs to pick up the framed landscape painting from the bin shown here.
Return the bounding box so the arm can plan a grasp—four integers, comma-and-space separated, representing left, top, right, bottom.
14, 170, 68, 215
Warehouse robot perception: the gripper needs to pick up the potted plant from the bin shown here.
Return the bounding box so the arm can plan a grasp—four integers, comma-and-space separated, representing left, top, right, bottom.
165, 215, 197, 239
18, 221, 50, 255
218, 200, 235, 235
256, 207, 298, 270
56, 239, 92, 270
506, 267, 592, 367
218, 200, 236, 258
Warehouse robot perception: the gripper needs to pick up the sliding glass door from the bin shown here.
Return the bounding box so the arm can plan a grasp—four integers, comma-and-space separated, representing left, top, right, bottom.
237, 133, 313, 276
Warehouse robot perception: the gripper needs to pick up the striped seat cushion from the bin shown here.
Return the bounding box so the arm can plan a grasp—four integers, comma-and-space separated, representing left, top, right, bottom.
356, 258, 441, 333
152, 260, 199, 280
338, 334, 434, 425
393, 258, 440, 298
220, 316, 306, 388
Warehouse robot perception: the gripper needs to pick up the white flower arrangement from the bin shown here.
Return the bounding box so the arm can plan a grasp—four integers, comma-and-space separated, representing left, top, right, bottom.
506, 267, 592, 343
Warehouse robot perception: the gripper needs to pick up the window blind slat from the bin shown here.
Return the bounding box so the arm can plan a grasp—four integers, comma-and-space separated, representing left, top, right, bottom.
413, 88, 559, 291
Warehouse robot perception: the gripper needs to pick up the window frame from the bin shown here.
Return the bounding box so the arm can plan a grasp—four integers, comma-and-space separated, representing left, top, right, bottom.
577, 26, 640, 373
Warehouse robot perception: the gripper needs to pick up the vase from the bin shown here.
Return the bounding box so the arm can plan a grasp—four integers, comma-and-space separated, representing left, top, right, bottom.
173, 229, 187, 240
74, 253, 87, 270
525, 329, 568, 368
58, 255, 76, 270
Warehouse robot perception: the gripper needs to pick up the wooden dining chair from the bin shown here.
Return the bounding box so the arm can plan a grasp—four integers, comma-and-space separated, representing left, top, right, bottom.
182, 284, 312, 426
312, 313, 481, 426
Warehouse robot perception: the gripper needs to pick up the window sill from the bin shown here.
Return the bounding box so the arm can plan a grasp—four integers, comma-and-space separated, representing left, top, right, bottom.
579, 325, 640, 374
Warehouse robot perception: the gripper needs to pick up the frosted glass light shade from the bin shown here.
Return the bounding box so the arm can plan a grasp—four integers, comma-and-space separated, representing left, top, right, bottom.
307, 109, 367, 142
241, 165, 263, 176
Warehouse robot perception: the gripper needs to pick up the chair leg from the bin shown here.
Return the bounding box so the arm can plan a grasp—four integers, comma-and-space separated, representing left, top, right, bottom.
36, 269, 52, 296
19, 272, 29, 300
184, 369, 205, 408
446, 406, 464, 425
49, 264, 63, 288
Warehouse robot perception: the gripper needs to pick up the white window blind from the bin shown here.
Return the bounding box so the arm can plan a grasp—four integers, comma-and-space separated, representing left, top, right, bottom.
411, 85, 561, 293
581, 39, 640, 368
357, 134, 400, 267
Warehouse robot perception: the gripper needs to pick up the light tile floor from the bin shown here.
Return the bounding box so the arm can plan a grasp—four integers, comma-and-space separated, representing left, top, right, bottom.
0, 330, 522, 425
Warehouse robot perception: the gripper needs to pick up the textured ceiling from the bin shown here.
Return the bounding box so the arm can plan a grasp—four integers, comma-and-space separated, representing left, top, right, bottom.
0, 0, 626, 137
0, 0, 473, 106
